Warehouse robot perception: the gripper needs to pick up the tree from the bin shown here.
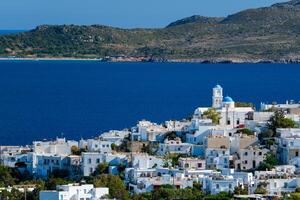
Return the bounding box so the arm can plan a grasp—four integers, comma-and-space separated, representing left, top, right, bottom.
236, 128, 254, 136
92, 174, 130, 200
267, 110, 298, 133
150, 186, 204, 200
235, 102, 255, 109
234, 185, 248, 195
50, 169, 69, 179
45, 178, 71, 190
204, 192, 233, 200
94, 162, 109, 175
254, 186, 267, 195
203, 108, 221, 124
288, 192, 300, 200
164, 131, 177, 140
71, 146, 86, 155
111, 143, 117, 151
0, 188, 24, 200
258, 153, 279, 171
0, 165, 16, 187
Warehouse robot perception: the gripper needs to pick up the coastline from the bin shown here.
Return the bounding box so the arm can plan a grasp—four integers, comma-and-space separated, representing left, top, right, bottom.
1, 56, 300, 64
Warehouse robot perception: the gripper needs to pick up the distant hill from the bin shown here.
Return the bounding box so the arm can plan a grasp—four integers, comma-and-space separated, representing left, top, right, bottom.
1, 0, 300, 63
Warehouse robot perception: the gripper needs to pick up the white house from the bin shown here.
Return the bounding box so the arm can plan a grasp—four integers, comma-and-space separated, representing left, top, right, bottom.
204, 175, 243, 195
82, 152, 128, 176
39, 184, 109, 200
277, 131, 300, 164
157, 138, 193, 156
132, 154, 164, 169
99, 130, 130, 145
267, 178, 300, 196
86, 139, 112, 153
128, 173, 193, 194
178, 157, 206, 170
131, 120, 168, 142
0, 146, 30, 168
205, 148, 231, 170
33, 138, 78, 155
27, 138, 78, 177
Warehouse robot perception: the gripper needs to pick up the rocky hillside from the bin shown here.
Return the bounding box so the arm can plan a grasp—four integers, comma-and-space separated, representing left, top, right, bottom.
1, 0, 300, 62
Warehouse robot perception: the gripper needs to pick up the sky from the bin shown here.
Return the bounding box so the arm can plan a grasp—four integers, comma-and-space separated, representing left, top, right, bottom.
0, 0, 288, 30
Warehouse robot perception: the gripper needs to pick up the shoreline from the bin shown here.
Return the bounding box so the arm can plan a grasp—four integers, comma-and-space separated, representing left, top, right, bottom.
1, 57, 300, 64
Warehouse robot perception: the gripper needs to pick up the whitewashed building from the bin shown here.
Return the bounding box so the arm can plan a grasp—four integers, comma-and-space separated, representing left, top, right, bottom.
81, 152, 128, 176
0, 146, 30, 168
157, 138, 193, 156
39, 184, 109, 200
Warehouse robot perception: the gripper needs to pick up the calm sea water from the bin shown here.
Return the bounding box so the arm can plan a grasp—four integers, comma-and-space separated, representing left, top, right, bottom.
0, 61, 299, 145
0, 30, 26, 35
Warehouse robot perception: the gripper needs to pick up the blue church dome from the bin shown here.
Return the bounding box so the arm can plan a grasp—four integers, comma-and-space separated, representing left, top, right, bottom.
224, 96, 234, 102
215, 84, 222, 89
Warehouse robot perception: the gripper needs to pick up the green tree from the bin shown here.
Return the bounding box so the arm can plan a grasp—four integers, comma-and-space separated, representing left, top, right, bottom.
235, 102, 255, 109
0, 188, 24, 200
204, 192, 233, 200
92, 174, 130, 200
258, 152, 279, 171
0, 165, 16, 187
164, 131, 177, 140
94, 162, 109, 175
288, 192, 300, 200
236, 128, 254, 136
203, 108, 221, 124
150, 186, 203, 200
111, 143, 117, 151
254, 186, 267, 194
45, 178, 71, 190
71, 146, 86, 155
234, 185, 248, 195
267, 110, 298, 133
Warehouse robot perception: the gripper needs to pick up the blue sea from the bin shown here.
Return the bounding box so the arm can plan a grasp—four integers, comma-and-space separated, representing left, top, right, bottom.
0, 61, 299, 145
0, 30, 26, 35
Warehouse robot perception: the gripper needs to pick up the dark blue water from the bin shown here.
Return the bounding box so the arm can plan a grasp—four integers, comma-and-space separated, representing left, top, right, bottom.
0, 30, 26, 35
0, 61, 299, 145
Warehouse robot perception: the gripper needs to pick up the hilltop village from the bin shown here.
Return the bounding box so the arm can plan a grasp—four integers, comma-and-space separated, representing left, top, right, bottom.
1, 85, 300, 200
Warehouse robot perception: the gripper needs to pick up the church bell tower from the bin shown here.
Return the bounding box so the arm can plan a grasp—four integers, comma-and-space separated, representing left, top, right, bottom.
212, 85, 223, 109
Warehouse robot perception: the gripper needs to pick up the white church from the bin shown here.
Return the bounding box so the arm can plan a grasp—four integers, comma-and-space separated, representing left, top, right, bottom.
194, 85, 253, 129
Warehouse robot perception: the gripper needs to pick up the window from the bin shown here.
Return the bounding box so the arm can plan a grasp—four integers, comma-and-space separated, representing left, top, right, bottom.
216, 184, 219, 189
236, 119, 240, 125
229, 184, 232, 189
296, 151, 299, 157
198, 163, 202, 168
259, 152, 262, 156
245, 160, 248, 164
88, 158, 92, 164
227, 120, 231, 125
90, 168, 93, 173
244, 152, 248, 156
96, 159, 100, 164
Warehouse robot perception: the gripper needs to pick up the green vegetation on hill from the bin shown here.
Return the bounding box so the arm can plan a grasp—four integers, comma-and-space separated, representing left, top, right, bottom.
1, 0, 300, 62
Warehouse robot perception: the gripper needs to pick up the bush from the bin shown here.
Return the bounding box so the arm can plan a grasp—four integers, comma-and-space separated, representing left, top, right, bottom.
91, 174, 130, 200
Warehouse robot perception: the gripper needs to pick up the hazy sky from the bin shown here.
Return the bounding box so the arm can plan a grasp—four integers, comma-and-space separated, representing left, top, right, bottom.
0, 0, 288, 30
